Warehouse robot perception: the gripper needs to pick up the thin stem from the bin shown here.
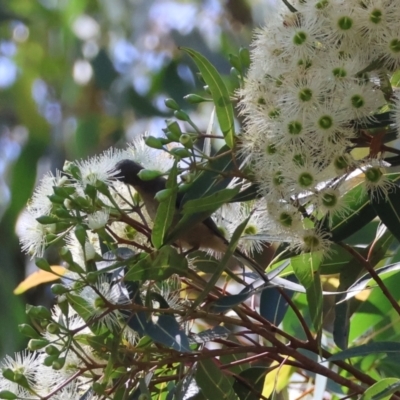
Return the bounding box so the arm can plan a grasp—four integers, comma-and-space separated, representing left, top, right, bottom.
340, 242, 400, 316
279, 288, 315, 342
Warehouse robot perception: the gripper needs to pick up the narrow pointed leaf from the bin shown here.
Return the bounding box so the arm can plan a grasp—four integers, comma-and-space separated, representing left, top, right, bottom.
196, 359, 237, 400
361, 379, 400, 400
191, 215, 251, 309
291, 252, 323, 332
181, 47, 235, 148
209, 285, 258, 313
371, 183, 400, 243
145, 314, 191, 353
326, 182, 376, 242
152, 162, 178, 249
229, 184, 260, 203
124, 246, 188, 281
167, 145, 234, 245
233, 367, 270, 400
337, 262, 400, 304
328, 342, 400, 361
182, 187, 240, 214
260, 286, 292, 326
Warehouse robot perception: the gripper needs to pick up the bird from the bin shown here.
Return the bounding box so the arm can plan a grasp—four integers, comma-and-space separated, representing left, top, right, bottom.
114, 159, 268, 282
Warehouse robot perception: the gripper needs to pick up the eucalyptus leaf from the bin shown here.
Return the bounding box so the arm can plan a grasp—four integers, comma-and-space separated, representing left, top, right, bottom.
182, 187, 240, 214
124, 246, 188, 282
326, 182, 377, 242
233, 367, 271, 400
328, 342, 400, 362
337, 262, 400, 304
196, 359, 237, 400
181, 47, 235, 148
371, 181, 400, 243
209, 285, 259, 313
124, 302, 191, 352
291, 252, 323, 332
152, 161, 179, 249
360, 378, 400, 400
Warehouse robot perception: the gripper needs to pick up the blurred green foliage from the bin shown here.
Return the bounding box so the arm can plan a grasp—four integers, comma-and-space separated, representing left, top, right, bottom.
0, 0, 263, 357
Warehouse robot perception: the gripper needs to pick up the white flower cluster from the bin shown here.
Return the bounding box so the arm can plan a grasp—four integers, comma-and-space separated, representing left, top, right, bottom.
239, 0, 400, 253
17, 136, 169, 260
0, 304, 132, 399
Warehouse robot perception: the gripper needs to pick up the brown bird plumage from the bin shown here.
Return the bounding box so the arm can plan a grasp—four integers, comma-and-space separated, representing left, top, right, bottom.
114, 159, 268, 281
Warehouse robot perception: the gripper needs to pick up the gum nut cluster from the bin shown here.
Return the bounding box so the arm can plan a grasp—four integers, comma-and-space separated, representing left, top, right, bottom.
238, 0, 400, 253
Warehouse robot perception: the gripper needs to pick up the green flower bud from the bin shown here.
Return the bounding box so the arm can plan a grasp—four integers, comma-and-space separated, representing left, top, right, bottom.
53, 186, 75, 198
43, 355, 58, 367
179, 134, 193, 147
183, 94, 210, 104
18, 324, 40, 339
48, 194, 65, 204
174, 110, 190, 122
36, 215, 59, 224
54, 208, 71, 219
0, 390, 18, 399
137, 169, 163, 181
164, 98, 180, 110
26, 305, 52, 320
154, 188, 174, 202
145, 136, 164, 149
52, 357, 66, 370
228, 53, 241, 71
35, 258, 51, 272
84, 184, 97, 200
169, 147, 191, 159
45, 345, 60, 356
46, 323, 59, 334
239, 47, 250, 68
75, 224, 87, 247
28, 339, 49, 351
166, 120, 182, 140
51, 284, 69, 295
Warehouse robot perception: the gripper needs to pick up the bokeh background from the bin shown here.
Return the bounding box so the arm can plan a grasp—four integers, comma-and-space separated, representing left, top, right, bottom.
0, 0, 276, 356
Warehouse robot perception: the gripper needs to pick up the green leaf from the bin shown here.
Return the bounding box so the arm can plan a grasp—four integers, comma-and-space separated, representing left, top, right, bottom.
367, 224, 396, 266
371, 182, 400, 243
181, 145, 235, 203
191, 215, 252, 310
66, 293, 97, 325
333, 250, 365, 349
348, 272, 400, 343
167, 145, 234, 245
260, 285, 291, 326
328, 342, 400, 362
326, 182, 376, 242
319, 244, 353, 275
229, 184, 260, 203
182, 187, 240, 214
196, 359, 238, 400
209, 286, 258, 313
145, 314, 191, 353
233, 367, 271, 400
361, 378, 400, 400
0, 390, 18, 399
124, 246, 188, 281
181, 47, 235, 148
337, 262, 400, 304
291, 252, 323, 332
151, 162, 179, 249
